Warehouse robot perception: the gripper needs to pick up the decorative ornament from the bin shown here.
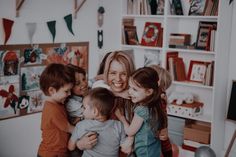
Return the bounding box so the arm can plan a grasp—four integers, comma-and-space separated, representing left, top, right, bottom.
64, 14, 74, 36
97, 6, 105, 27
97, 30, 103, 49
0, 85, 18, 114
2, 18, 14, 45
26, 22, 37, 45
47, 20, 56, 43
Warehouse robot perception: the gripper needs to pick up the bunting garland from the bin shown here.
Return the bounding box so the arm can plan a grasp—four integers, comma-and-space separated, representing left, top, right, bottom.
1, 14, 77, 45
2, 18, 14, 45
47, 21, 56, 43
26, 22, 37, 45
64, 14, 74, 36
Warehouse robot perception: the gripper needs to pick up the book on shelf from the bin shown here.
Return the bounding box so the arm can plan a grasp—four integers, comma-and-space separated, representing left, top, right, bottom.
166, 51, 179, 71
195, 21, 217, 50
122, 18, 135, 44
127, 0, 152, 15
169, 33, 191, 47
123, 25, 139, 45
141, 22, 162, 47
172, 0, 183, 15
182, 143, 197, 152
173, 57, 187, 81
188, 0, 208, 16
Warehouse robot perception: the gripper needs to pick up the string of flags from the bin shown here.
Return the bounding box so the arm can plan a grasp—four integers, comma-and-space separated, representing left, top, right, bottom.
1, 14, 75, 45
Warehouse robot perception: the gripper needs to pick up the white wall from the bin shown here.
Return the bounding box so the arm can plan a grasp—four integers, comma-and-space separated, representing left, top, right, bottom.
224, 1, 236, 156
0, 0, 121, 156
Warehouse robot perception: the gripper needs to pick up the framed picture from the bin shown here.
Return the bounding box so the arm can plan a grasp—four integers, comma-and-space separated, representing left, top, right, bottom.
123, 25, 139, 45
187, 60, 210, 83
195, 26, 211, 50
0, 42, 89, 120
188, 0, 208, 16
141, 22, 161, 47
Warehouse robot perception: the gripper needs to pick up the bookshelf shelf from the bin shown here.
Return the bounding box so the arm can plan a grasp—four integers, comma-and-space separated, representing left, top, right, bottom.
172, 81, 213, 90
167, 112, 212, 123
166, 48, 215, 55
123, 14, 164, 19
166, 15, 218, 20
121, 44, 163, 50
121, 0, 232, 154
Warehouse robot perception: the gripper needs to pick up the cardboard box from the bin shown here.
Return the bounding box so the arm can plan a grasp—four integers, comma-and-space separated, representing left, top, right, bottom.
183, 124, 211, 144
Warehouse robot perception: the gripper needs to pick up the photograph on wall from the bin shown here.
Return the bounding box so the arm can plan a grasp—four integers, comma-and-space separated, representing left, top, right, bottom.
0, 76, 20, 120
21, 48, 43, 66
0, 50, 20, 76
21, 66, 45, 92
43, 44, 88, 72
27, 90, 45, 113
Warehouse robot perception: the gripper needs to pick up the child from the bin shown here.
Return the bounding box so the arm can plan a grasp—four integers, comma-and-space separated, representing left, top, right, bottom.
68, 87, 128, 157
115, 67, 167, 157
37, 63, 75, 157
150, 64, 173, 157
66, 64, 88, 124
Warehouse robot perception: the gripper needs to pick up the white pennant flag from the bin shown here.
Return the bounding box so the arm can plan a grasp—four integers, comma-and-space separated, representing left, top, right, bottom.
26, 22, 37, 45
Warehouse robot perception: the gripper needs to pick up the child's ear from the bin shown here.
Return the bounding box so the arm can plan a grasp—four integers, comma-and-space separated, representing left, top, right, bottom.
48, 87, 56, 95
93, 107, 99, 117
146, 88, 154, 96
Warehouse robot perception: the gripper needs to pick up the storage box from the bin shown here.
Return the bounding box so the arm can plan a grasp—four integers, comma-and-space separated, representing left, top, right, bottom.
167, 101, 204, 117
183, 124, 211, 144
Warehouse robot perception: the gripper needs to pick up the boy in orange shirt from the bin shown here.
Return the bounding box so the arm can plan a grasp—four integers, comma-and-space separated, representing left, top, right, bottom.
37, 63, 75, 157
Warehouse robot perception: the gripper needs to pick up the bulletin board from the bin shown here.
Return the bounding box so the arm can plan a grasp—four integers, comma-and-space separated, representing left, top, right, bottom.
0, 42, 89, 120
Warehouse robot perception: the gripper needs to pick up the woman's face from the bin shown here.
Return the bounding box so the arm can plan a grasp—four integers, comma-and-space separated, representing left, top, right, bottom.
107, 60, 128, 93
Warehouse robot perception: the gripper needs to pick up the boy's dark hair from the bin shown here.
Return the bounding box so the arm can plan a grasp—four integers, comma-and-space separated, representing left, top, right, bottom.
40, 63, 75, 96
88, 87, 115, 118
66, 64, 86, 76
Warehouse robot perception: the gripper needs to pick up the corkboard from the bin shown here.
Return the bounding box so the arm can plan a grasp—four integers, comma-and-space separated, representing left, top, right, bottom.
0, 42, 89, 120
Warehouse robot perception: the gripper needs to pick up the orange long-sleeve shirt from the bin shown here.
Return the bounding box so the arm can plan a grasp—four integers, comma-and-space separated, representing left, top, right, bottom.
38, 101, 71, 157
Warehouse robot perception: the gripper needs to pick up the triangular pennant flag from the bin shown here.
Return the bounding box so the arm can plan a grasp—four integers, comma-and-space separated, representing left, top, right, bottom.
47, 20, 56, 43
26, 22, 37, 45
64, 14, 74, 35
2, 18, 14, 45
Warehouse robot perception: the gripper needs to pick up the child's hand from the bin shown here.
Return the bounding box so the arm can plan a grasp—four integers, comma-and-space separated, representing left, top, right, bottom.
120, 136, 134, 155
159, 128, 169, 141
72, 117, 83, 125
76, 132, 98, 150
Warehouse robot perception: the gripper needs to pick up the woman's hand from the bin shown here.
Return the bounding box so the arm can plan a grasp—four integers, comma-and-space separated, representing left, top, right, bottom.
159, 128, 169, 141
76, 132, 98, 150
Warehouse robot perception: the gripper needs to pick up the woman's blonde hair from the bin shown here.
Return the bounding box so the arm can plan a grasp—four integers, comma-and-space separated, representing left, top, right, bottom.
150, 64, 172, 91
103, 51, 135, 90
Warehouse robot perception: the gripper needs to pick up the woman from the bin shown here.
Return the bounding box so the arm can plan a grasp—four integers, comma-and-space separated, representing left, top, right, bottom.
77, 51, 136, 157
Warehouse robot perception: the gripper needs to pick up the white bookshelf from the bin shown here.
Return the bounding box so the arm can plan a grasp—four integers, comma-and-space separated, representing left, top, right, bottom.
121, 0, 233, 155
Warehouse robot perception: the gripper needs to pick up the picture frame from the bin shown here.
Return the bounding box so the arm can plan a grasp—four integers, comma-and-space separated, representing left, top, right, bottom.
123, 25, 139, 45
188, 0, 208, 16
187, 60, 210, 83
0, 42, 89, 120
195, 26, 211, 50
141, 22, 161, 47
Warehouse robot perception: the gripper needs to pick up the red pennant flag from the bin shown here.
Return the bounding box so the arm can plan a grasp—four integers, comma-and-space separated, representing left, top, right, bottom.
2, 18, 14, 45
